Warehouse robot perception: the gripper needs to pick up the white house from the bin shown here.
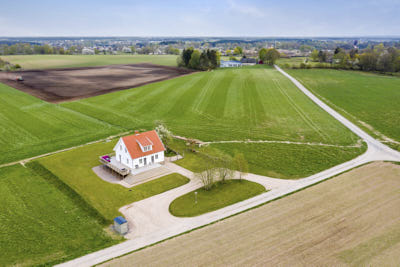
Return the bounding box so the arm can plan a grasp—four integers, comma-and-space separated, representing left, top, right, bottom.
220, 60, 242, 68
82, 48, 95, 55
113, 130, 166, 170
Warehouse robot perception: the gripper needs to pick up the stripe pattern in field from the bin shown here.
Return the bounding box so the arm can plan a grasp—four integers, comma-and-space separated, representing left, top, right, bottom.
0, 83, 122, 164
62, 67, 358, 145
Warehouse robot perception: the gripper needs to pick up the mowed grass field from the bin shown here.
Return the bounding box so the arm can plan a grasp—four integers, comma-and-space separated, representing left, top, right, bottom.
0, 65, 364, 177
0, 83, 122, 164
2, 54, 178, 69
62, 66, 364, 177
287, 69, 400, 149
0, 164, 121, 266
101, 162, 400, 267
62, 66, 358, 144
37, 140, 190, 220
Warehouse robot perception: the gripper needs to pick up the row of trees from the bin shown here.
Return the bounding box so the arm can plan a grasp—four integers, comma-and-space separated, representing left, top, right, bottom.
0, 43, 76, 55
178, 48, 220, 70
258, 48, 280, 65
310, 45, 400, 72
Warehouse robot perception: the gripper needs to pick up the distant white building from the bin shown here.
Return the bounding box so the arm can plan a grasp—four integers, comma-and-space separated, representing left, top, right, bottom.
122, 46, 132, 53
220, 60, 242, 68
82, 48, 95, 55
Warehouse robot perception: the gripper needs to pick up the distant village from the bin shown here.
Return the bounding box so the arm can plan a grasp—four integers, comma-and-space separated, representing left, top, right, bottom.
2, 37, 399, 58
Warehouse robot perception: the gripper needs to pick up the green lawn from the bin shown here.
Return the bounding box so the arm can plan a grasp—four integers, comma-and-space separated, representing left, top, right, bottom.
0, 83, 122, 164
169, 180, 266, 217
62, 66, 358, 145
37, 140, 190, 220
168, 139, 366, 179
212, 142, 366, 178
0, 164, 121, 266
286, 69, 400, 149
2, 54, 178, 69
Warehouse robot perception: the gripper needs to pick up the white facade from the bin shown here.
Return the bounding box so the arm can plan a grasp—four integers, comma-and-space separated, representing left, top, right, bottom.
220, 60, 242, 68
113, 138, 164, 170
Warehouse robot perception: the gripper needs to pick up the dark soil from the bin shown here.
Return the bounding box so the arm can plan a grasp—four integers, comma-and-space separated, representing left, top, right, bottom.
0, 63, 194, 103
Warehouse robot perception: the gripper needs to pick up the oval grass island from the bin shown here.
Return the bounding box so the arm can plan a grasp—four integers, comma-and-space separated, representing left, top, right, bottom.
169, 180, 266, 217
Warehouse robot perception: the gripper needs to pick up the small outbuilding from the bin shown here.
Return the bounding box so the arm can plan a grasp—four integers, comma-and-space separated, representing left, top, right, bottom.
114, 216, 129, 235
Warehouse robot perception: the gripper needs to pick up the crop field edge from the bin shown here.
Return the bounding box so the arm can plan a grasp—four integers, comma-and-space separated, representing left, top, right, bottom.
94, 160, 378, 266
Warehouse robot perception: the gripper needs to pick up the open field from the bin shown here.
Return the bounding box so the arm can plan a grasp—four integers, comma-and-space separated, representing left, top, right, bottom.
0, 164, 121, 266
0, 64, 364, 177
0, 63, 193, 103
168, 139, 366, 178
60, 66, 363, 177
62, 66, 358, 144
1, 54, 178, 69
101, 162, 400, 267
37, 140, 190, 220
0, 82, 121, 165
169, 180, 266, 217
212, 142, 366, 178
277, 57, 331, 68
287, 69, 400, 149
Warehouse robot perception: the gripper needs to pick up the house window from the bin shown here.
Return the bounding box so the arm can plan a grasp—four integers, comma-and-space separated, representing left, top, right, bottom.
125, 148, 127, 153
155, 154, 158, 159
143, 146, 147, 152
127, 158, 129, 164
139, 158, 142, 164
120, 145, 122, 150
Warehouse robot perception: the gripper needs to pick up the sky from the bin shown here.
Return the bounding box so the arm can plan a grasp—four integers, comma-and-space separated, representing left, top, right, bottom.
0, 0, 399, 37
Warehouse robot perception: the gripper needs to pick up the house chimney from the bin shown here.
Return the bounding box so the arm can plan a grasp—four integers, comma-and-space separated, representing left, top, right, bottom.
135, 130, 139, 135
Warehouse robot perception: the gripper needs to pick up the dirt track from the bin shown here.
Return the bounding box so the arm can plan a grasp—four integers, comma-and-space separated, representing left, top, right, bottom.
0, 63, 193, 103
100, 162, 400, 267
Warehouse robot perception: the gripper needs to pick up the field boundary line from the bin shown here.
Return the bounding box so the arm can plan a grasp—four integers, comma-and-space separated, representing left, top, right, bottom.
0, 131, 131, 169
172, 135, 362, 148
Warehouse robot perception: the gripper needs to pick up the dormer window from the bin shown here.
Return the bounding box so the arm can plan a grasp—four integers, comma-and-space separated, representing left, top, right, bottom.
143, 145, 152, 152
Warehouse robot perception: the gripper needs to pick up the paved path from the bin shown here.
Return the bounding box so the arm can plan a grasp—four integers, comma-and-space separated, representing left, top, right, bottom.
56, 67, 400, 267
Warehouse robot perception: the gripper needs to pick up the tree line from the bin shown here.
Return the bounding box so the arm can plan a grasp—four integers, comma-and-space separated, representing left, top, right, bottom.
0, 43, 73, 55
307, 44, 400, 73
178, 48, 221, 70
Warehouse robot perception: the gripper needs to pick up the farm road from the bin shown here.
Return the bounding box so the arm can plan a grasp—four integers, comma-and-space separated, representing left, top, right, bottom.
57, 67, 400, 267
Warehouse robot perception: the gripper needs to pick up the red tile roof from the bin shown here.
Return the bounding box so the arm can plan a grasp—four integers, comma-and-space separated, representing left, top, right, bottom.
136, 135, 153, 147
122, 130, 165, 160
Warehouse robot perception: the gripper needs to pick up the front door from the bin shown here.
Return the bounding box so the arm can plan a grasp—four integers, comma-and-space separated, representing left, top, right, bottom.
144, 158, 147, 165
151, 155, 154, 163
